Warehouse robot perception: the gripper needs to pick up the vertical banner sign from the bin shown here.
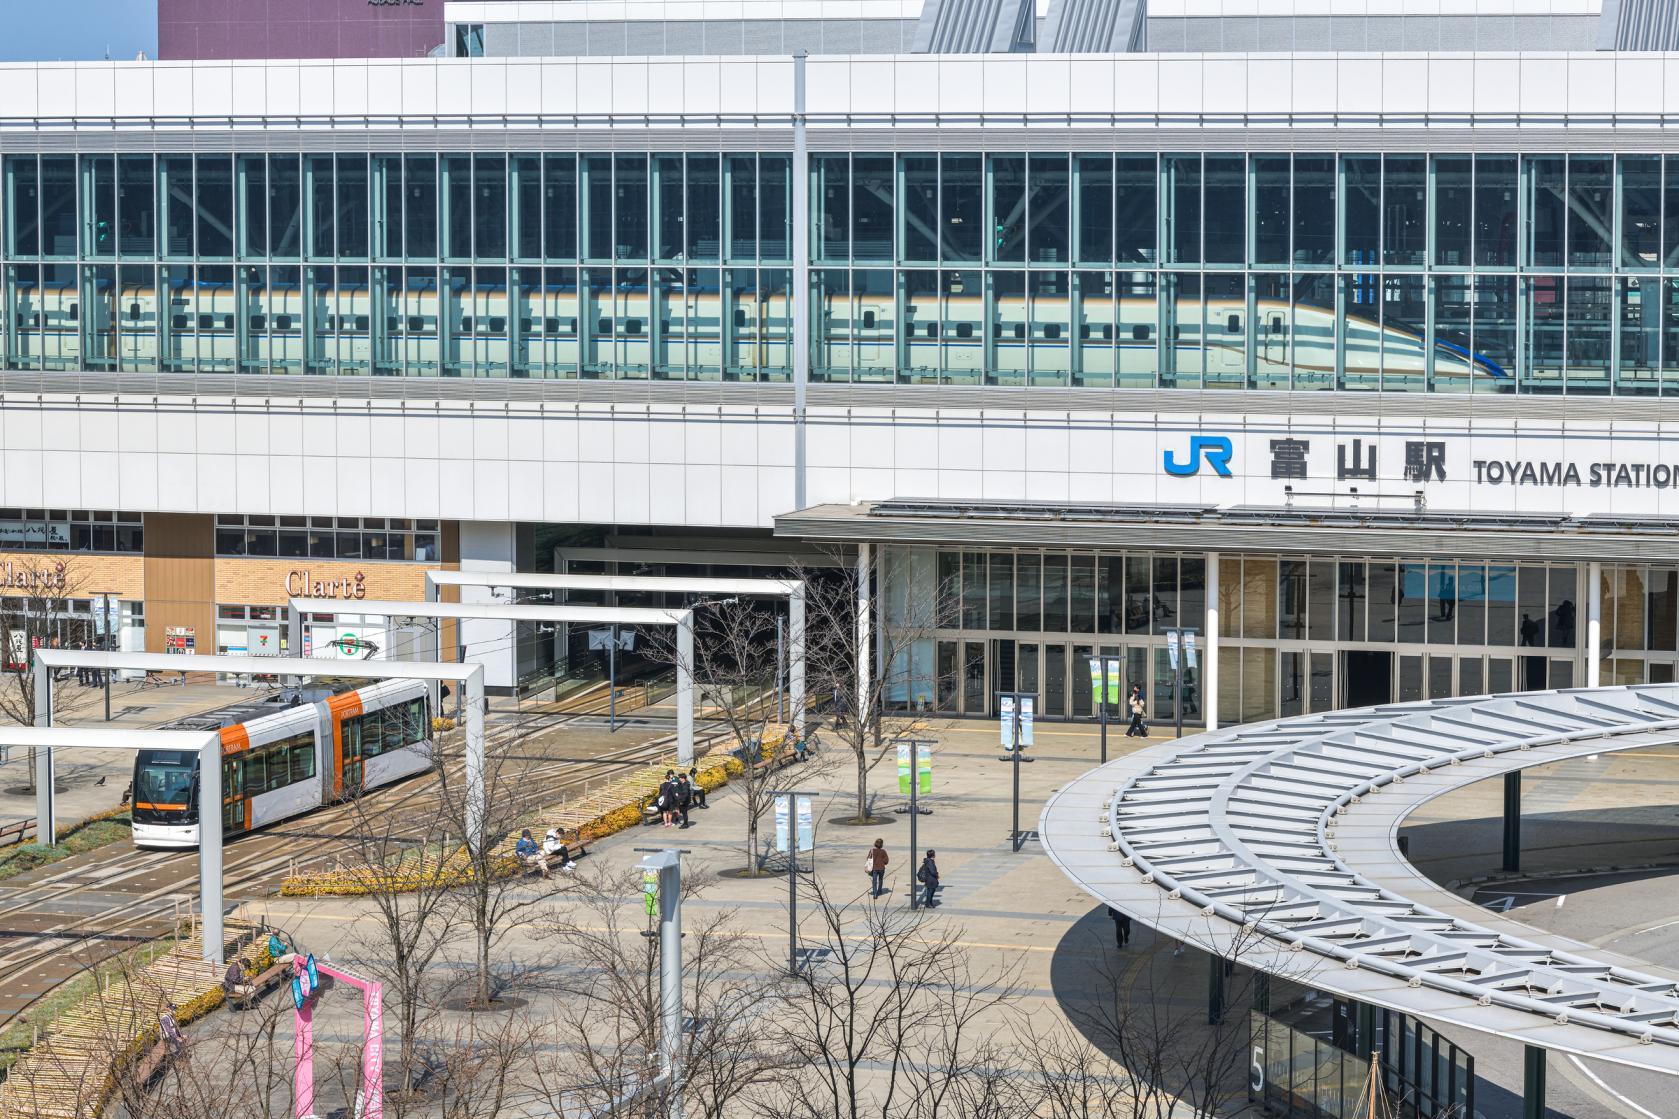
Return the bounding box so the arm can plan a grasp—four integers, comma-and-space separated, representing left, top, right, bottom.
1105, 661, 1123, 706
1184, 631, 1199, 670
1167, 630, 1181, 671
897, 743, 933, 794
795, 795, 815, 853
1089, 659, 1103, 705
642, 869, 658, 916
774, 794, 791, 853
1000, 696, 1036, 748
897, 743, 912, 795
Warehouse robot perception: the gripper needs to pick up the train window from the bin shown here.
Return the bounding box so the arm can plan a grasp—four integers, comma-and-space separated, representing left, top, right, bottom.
489, 317, 506, 332
1013, 323, 1026, 340
1132, 324, 1150, 341
1227, 314, 1240, 334
128, 303, 141, 320
387, 316, 401, 332
1172, 325, 1181, 340
597, 317, 613, 335
198, 314, 213, 329
1102, 324, 1114, 341
29, 314, 40, 328
544, 317, 560, 333
570, 317, 579, 332
519, 317, 533, 332
734, 308, 746, 328
1044, 323, 1061, 340
250, 315, 266, 331
223, 315, 234, 329
323, 315, 336, 331
624, 319, 643, 335
862, 310, 876, 329
928, 323, 939, 338
172, 314, 189, 330
355, 315, 370, 331
407, 316, 424, 332
956, 322, 973, 339
275, 315, 292, 331
460, 317, 473, 333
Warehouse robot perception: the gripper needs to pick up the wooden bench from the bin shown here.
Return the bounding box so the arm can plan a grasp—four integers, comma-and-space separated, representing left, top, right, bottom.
0, 817, 35, 847
224, 955, 293, 1010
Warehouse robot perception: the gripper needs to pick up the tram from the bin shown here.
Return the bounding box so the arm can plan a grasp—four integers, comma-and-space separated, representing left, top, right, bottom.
130, 680, 433, 848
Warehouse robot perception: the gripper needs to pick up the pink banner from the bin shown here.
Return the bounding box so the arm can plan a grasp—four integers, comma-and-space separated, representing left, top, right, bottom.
293, 957, 384, 1119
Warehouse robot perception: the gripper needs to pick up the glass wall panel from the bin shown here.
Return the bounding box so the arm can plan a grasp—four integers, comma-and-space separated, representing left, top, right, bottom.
760, 155, 790, 260
1434, 156, 1473, 267
1342, 156, 1380, 267
544, 154, 578, 261
1253, 155, 1290, 265
40, 157, 76, 259
1386, 156, 1426, 267
1620, 276, 1661, 394
614, 155, 648, 261
1164, 155, 1200, 264
1292, 156, 1334, 265
940, 155, 982, 262
1114, 155, 1156, 264
1028, 270, 1070, 384
1475, 156, 1518, 268
1622, 155, 1662, 269
473, 154, 508, 260
1202, 154, 1244, 265
195, 156, 233, 259
82, 156, 116, 258
1028, 154, 1070, 264
991, 155, 1026, 263
1076, 155, 1113, 263
902, 155, 938, 263
656, 154, 684, 261
1527, 156, 1566, 268
118, 155, 155, 258
1568, 155, 1613, 269
852, 155, 893, 261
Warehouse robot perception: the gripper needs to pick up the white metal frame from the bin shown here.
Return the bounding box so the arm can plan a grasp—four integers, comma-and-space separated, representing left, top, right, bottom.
32, 649, 490, 864
288, 597, 702, 764
0, 727, 224, 963
1041, 684, 1679, 1075
424, 569, 807, 736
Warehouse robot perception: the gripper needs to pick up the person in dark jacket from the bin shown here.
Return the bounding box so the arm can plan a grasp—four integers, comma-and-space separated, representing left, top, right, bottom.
676, 773, 693, 829
1126, 685, 1148, 738
658, 771, 677, 827
1106, 906, 1132, 948
916, 851, 940, 909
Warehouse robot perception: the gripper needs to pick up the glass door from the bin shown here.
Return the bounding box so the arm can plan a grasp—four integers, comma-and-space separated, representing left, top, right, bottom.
963, 641, 986, 715
343, 717, 365, 792
221, 757, 242, 834
1045, 644, 1067, 718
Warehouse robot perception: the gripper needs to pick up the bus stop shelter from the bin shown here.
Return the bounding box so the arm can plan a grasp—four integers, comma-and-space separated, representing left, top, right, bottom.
424, 570, 807, 734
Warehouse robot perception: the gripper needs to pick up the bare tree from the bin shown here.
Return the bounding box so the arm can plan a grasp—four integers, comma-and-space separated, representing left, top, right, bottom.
792, 552, 953, 826
650, 597, 832, 876
529, 864, 793, 1119
432, 726, 551, 1009
756, 874, 1023, 1119
336, 738, 462, 1105
0, 557, 98, 793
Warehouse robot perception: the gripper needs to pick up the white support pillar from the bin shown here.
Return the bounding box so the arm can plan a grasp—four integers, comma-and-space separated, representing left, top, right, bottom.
856, 545, 872, 728
426, 578, 445, 713
1204, 552, 1220, 732
1587, 561, 1603, 689
789, 585, 807, 736
676, 613, 695, 766
198, 733, 224, 966
458, 521, 519, 693
33, 666, 52, 845
463, 665, 488, 853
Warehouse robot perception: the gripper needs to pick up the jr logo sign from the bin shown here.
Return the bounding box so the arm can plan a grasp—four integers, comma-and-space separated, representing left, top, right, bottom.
1163, 435, 1233, 478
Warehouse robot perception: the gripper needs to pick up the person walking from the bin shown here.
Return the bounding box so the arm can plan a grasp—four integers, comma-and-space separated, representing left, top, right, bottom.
1126, 685, 1148, 738
865, 838, 889, 898
1106, 906, 1132, 949
676, 772, 693, 829
916, 850, 940, 909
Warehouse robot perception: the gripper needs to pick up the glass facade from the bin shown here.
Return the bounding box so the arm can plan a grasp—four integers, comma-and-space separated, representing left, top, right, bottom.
214, 514, 441, 561
891, 546, 1587, 724
3, 151, 793, 380
6, 148, 1679, 392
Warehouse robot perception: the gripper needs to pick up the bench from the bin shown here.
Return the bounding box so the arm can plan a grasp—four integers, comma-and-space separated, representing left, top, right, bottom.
224, 954, 294, 1010
0, 817, 35, 847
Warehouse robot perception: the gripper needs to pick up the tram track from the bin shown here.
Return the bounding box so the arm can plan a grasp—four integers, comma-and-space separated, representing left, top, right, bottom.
0, 711, 714, 1029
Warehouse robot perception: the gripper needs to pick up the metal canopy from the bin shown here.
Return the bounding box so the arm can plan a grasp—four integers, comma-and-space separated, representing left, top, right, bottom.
1040, 684, 1679, 1075
34, 649, 480, 682
426, 571, 801, 597
289, 598, 690, 626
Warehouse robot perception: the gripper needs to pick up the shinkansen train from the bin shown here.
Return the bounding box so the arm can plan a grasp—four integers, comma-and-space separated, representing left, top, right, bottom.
130, 680, 433, 849
12, 277, 1506, 384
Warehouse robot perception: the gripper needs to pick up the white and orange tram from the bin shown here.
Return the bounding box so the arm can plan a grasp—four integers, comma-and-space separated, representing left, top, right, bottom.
130, 680, 433, 848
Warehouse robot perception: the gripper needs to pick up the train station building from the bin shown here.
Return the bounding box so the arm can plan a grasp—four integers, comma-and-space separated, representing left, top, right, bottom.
0, 1, 1678, 712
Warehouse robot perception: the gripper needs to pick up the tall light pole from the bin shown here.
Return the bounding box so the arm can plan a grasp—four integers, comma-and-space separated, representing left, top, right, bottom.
774, 791, 821, 973
892, 737, 935, 908
1087, 653, 1122, 763
636, 847, 688, 1119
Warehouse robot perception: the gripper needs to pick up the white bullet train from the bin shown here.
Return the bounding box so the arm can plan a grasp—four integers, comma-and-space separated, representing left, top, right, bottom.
14, 275, 1507, 385
130, 680, 433, 849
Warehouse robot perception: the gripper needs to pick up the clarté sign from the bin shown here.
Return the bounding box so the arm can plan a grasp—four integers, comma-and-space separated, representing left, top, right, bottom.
285, 570, 367, 600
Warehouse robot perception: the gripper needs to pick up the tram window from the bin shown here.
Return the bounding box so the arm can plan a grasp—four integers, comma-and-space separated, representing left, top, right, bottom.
290, 742, 314, 781
323, 315, 336, 331
276, 315, 293, 330
244, 754, 266, 793
1227, 314, 1240, 333
387, 316, 400, 332
1013, 323, 1025, 340
29, 314, 39, 328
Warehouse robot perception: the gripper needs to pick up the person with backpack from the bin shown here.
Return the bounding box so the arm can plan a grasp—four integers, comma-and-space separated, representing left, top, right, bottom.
1126, 685, 1148, 738
676, 773, 693, 829
916, 851, 940, 909
865, 838, 889, 898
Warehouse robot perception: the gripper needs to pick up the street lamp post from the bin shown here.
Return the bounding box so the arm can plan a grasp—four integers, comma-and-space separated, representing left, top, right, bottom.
995, 692, 1037, 853
774, 791, 822, 974
635, 847, 689, 1119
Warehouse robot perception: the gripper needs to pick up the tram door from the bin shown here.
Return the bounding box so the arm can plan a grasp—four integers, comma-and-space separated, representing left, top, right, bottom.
342, 719, 365, 792
221, 757, 242, 833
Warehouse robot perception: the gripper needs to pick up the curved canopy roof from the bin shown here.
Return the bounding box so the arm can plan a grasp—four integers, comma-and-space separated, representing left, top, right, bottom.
1040, 685, 1679, 1075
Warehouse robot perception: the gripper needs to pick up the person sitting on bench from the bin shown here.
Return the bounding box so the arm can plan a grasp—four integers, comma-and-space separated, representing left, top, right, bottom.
543, 827, 578, 871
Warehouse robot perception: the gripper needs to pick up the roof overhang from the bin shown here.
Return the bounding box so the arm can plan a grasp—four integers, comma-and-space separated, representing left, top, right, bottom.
775, 499, 1679, 563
